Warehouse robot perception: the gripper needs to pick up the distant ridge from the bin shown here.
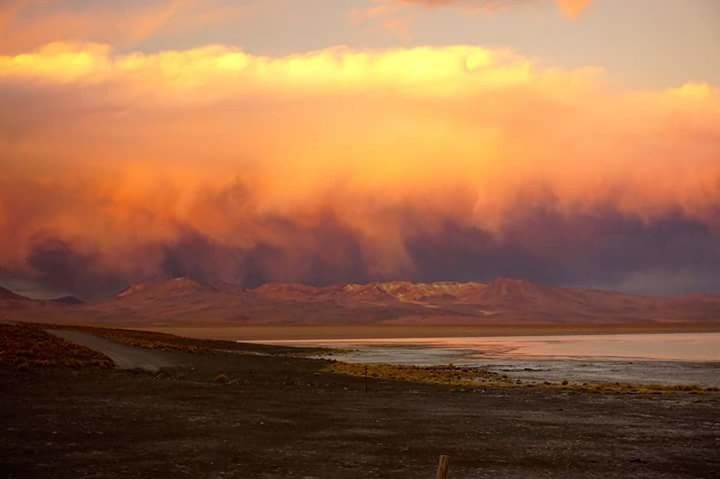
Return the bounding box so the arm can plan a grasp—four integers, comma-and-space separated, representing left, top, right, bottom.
3, 278, 720, 327
0, 286, 31, 301
80, 277, 720, 326
115, 277, 214, 299
49, 296, 85, 305
0, 286, 84, 307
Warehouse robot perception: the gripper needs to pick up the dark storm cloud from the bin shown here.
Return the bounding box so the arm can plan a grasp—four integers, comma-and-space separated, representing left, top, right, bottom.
24, 237, 128, 297
157, 216, 372, 289
11, 203, 720, 299
405, 207, 720, 294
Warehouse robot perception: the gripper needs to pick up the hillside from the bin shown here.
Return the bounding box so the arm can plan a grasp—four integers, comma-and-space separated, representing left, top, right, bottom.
0, 286, 30, 302
2, 277, 719, 327
5, 277, 716, 326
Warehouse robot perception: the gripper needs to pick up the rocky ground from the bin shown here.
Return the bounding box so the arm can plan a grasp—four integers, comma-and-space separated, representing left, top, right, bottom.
1, 326, 719, 478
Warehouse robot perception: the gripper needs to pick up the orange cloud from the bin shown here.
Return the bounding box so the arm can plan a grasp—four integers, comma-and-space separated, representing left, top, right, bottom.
0, 43, 718, 294
554, 0, 591, 19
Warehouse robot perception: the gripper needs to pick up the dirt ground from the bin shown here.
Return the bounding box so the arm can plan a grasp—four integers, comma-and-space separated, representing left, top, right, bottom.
1, 329, 719, 479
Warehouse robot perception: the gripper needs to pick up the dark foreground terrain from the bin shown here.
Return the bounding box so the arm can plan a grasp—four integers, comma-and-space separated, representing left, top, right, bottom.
1, 325, 719, 478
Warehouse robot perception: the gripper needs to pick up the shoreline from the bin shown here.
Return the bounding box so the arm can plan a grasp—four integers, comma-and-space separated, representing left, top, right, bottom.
138, 322, 720, 341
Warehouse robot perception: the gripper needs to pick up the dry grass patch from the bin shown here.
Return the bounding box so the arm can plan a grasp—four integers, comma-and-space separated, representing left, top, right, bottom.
327, 361, 717, 395
327, 362, 514, 388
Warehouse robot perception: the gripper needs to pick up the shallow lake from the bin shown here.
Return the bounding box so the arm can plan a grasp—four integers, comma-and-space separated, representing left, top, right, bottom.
255, 333, 720, 387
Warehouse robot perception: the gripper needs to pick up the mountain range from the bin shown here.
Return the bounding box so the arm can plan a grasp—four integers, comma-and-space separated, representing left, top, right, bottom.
3, 277, 719, 327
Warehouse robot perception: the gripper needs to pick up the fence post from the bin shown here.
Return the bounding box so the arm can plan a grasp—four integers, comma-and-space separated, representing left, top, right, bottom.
436, 455, 449, 479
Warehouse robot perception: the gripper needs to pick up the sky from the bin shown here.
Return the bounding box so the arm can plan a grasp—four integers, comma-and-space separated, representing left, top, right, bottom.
1, 0, 719, 298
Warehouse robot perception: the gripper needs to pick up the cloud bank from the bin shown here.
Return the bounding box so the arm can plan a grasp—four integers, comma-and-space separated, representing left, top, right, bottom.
1, 43, 719, 296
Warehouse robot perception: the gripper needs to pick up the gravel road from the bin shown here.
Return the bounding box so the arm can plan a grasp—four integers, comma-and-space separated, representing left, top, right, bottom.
48, 329, 176, 372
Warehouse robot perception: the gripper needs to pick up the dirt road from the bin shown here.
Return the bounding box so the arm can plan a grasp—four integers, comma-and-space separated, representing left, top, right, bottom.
47, 329, 176, 372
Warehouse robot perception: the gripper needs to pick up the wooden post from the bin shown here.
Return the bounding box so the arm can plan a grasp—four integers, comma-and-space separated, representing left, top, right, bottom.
364, 365, 368, 393
436, 455, 449, 479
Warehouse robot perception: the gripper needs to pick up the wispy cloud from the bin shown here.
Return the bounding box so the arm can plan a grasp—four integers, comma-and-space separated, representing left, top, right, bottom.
396, 0, 591, 17
0, 0, 250, 53
352, 0, 592, 37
